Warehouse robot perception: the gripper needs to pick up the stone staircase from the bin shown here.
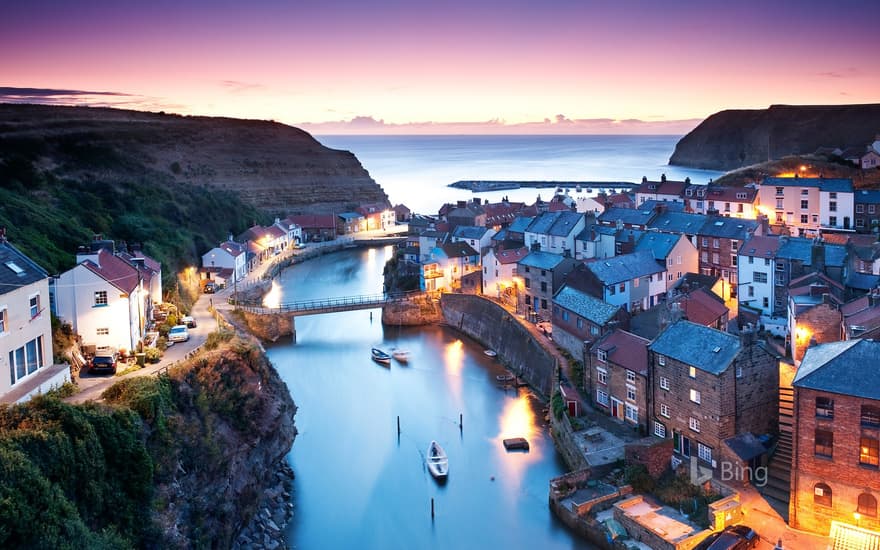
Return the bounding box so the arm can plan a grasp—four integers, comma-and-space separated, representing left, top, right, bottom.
760, 385, 793, 506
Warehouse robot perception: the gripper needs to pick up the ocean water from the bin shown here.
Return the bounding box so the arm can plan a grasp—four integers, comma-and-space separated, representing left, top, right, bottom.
315, 134, 724, 214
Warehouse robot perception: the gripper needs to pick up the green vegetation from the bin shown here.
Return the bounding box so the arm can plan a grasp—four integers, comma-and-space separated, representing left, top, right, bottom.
0, 134, 266, 291
551, 390, 566, 420
624, 464, 722, 528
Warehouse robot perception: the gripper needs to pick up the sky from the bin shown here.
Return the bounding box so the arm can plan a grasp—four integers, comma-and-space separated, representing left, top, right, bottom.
2, 0, 879, 134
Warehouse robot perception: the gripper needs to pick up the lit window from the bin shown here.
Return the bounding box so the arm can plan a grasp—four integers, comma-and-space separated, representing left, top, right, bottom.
94, 290, 108, 306
660, 403, 670, 417
689, 417, 701, 432
688, 366, 696, 378
858, 494, 877, 518
860, 436, 879, 467
690, 389, 701, 404
654, 421, 666, 438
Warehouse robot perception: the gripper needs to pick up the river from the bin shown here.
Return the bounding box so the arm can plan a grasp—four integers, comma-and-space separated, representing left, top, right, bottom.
265, 246, 594, 549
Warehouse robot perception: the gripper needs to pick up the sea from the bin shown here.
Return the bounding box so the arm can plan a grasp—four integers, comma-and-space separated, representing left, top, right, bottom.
314, 134, 724, 214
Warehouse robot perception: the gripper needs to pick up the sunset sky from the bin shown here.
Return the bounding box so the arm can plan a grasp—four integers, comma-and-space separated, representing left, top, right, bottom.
2, 0, 878, 134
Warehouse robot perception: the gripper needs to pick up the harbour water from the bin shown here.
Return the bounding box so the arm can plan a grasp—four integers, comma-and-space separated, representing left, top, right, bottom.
267, 246, 594, 549
315, 134, 723, 214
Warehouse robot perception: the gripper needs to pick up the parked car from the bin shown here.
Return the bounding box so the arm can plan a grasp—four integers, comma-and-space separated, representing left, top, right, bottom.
90, 350, 118, 375
168, 324, 190, 343
203, 282, 217, 294
182, 315, 197, 328
694, 525, 758, 550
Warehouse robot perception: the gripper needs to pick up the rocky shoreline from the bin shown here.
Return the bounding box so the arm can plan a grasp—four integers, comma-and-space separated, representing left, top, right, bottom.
234, 462, 296, 550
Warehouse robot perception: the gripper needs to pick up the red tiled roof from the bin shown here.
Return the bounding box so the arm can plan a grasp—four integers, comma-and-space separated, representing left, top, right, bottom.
607, 193, 634, 208
677, 288, 728, 327
266, 225, 286, 239
495, 247, 529, 264
82, 249, 139, 293
740, 235, 781, 257
596, 329, 650, 376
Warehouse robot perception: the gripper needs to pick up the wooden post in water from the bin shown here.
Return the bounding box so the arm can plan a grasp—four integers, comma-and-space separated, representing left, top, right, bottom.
431, 498, 435, 518
397, 415, 401, 435
459, 413, 463, 431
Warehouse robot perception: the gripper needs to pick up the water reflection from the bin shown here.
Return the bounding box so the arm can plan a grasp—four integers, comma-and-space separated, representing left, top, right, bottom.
262, 280, 282, 308
496, 392, 542, 488
443, 339, 464, 401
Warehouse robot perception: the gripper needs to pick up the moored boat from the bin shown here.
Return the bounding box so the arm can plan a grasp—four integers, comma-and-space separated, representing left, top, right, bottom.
371, 347, 391, 365
484, 349, 498, 357
392, 348, 411, 363
496, 374, 515, 382
426, 440, 448, 479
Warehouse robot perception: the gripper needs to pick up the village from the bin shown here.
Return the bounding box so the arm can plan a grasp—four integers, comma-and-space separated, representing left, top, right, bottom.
2, 137, 880, 548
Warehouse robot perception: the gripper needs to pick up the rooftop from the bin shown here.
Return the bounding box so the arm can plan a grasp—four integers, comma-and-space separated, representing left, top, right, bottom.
519, 250, 569, 270
647, 211, 707, 235
634, 232, 683, 260
598, 207, 656, 227
794, 339, 880, 400
452, 225, 490, 240
553, 284, 622, 325
595, 329, 650, 376
649, 320, 741, 375
763, 176, 853, 193
0, 241, 49, 296
585, 250, 665, 285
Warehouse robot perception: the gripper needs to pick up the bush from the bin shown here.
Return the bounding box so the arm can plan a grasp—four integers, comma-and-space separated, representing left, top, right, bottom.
204, 330, 233, 351
624, 463, 656, 493
144, 347, 162, 363
551, 390, 566, 420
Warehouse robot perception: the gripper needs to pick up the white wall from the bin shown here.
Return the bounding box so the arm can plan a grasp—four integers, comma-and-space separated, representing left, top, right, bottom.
0, 278, 53, 398
819, 190, 854, 230
737, 253, 775, 315
757, 184, 820, 235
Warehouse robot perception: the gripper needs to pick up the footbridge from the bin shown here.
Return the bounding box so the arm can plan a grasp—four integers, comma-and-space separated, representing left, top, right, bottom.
234, 291, 424, 317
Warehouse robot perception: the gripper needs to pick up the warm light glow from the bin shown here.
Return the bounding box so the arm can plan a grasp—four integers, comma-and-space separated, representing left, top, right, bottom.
443, 339, 465, 401
262, 280, 282, 309
854, 512, 862, 521
795, 326, 811, 341
497, 393, 537, 441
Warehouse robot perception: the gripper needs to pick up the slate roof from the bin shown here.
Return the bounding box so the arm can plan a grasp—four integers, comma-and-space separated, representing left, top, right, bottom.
508, 216, 534, 234
647, 211, 707, 234
525, 211, 583, 237
724, 433, 767, 462
553, 285, 622, 325
439, 242, 479, 258
794, 339, 880, 400
649, 320, 741, 375
585, 250, 664, 285
219, 241, 246, 257
739, 235, 781, 258
634, 233, 682, 260
639, 200, 685, 212
598, 207, 656, 227
452, 225, 489, 240
595, 329, 650, 376
338, 212, 363, 221
846, 271, 880, 291
824, 244, 847, 268
492, 247, 529, 265
855, 189, 880, 204
763, 177, 853, 192
0, 241, 49, 296
519, 250, 568, 270
672, 272, 720, 294
698, 217, 758, 240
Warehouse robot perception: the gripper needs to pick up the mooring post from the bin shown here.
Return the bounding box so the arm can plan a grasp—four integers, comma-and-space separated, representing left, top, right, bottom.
431, 498, 435, 518
459, 413, 463, 431
397, 415, 401, 435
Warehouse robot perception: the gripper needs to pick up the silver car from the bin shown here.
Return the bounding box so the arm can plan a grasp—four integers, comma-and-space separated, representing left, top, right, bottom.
168, 324, 190, 343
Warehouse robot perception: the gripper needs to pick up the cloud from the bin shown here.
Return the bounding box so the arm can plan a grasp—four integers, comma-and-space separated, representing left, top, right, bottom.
0, 86, 133, 100
297, 114, 704, 135
817, 68, 860, 79
219, 80, 266, 94
0, 86, 183, 112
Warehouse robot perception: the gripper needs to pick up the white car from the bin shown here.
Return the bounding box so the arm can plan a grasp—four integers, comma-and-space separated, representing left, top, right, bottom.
168, 324, 190, 343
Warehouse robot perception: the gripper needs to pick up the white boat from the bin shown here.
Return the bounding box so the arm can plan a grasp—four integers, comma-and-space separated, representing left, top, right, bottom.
484, 349, 498, 357
391, 348, 411, 363
427, 440, 448, 479
371, 347, 391, 365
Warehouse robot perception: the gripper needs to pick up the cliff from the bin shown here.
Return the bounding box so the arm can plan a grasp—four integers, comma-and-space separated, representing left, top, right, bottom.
669, 104, 880, 171
0, 103, 387, 213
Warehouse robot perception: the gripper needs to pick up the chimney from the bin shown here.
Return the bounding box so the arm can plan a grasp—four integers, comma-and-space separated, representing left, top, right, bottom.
756, 214, 770, 235
869, 288, 880, 307
457, 200, 466, 208
740, 323, 755, 346
660, 173, 667, 182
641, 176, 648, 184
811, 238, 826, 272
654, 202, 667, 214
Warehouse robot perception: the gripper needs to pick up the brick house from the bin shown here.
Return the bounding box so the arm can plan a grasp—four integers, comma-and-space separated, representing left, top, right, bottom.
789, 339, 880, 537
649, 321, 778, 472
581, 250, 667, 313
697, 216, 760, 301
854, 190, 880, 233
515, 251, 577, 321
551, 283, 629, 359
587, 329, 651, 433
787, 275, 845, 362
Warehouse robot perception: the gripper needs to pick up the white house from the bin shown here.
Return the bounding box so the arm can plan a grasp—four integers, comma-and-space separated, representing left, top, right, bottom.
524, 211, 585, 256
817, 179, 854, 231
634, 232, 699, 292
202, 241, 247, 282
451, 225, 497, 254
0, 239, 64, 403
482, 247, 528, 300
55, 248, 152, 353
583, 250, 667, 313
736, 235, 781, 316
759, 177, 854, 235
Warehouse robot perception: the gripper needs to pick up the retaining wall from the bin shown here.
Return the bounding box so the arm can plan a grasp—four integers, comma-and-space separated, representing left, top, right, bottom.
440, 294, 556, 399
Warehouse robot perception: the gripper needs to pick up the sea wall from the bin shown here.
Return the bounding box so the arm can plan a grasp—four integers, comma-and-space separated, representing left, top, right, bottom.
549, 407, 590, 471
381, 294, 443, 325
440, 294, 556, 399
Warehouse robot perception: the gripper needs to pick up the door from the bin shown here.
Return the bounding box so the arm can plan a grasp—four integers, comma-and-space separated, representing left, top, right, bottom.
844, 216, 851, 229
681, 436, 691, 457
611, 398, 623, 419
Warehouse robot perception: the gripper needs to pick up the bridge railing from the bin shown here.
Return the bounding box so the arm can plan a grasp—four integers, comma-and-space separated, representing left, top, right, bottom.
235, 290, 424, 314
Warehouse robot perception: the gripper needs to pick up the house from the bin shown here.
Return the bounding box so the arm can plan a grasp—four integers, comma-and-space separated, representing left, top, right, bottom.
787, 292, 842, 364
649, 321, 778, 473
276, 217, 303, 246
698, 216, 760, 301
418, 230, 449, 262
337, 212, 366, 234
356, 203, 395, 230
737, 235, 782, 317
482, 199, 526, 229
685, 184, 758, 219
789, 339, 880, 537
758, 177, 854, 236
581, 250, 667, 313
606, 190, 635, 209
451, 225, 497, 254
576, 195, 607, 215
393, 204, 412, 222
671, 287, 729, 331
634, 232, 698, 292
861, 149, 880, 170
587, 329, 650, 432
202, 240, 247, 283
287, 214, 337, 242
444, 199, 486, 229
551, 283, 629, 358
482, 247, 528, 305
237, 223, 287, 258
420, 242, 480, 293
55, 245, 153, 354
854, 190, 880, 233
840, 291, 880, 340
598, 206, 656, 230
523, 211, 585, 256
515, 251, 578, 320
0, 238, 66, 403
633, 175, 689, 207
506, 215, 534, 243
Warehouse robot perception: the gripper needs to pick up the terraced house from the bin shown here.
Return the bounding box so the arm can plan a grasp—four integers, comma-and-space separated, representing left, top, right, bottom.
587, 329, 651, 432
515, 251, 577, 321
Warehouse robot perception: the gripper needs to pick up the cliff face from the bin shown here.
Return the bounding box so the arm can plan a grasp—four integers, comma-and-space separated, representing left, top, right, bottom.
669, 104, 880, 171
0, 103, 388, 214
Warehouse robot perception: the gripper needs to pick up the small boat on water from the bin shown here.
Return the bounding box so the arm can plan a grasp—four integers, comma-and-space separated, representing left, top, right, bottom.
484, 349, 498, 357
391, 348, 411, 363
496, 374, 515, 382
371, 347, 391, 365
427, 440, 448, 479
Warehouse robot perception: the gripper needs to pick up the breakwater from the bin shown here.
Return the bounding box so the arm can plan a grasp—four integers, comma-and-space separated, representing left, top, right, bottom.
449, 180, 637, 193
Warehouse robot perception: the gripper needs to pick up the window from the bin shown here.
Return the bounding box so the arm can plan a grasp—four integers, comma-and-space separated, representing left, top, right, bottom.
660, 403, 670, 417
763, 297, 769, 308
775, 261, 784, 272
816, 397, 834, 419
540, 281, 547, 292
829, 201, 837, 212
801, 199, 809, 210
619, 283, 625, 293
812, 214, 819, 223
0, 306, 6, 334
701, 237, 708, 247
94, 290, 108, 306
775, 187, 784, 196
690, 389, 701, 404
701, 251, 708, 263
97, 328, 110, 336
698, 443, 712, 464
857, 204, 865, 213
660, 377, 670, 391
29, 294, 40, 318
712, 253, 719, 264
576, 318, 584, 329
561, 310, 569, 321
597, 367, 607, 385
712, 239, 719, 249
609, 285, 615, 296
829, 192, 837, 199
689, 417, 701, 432
801, 188, 809, 196
870, 204, 876, 214
860, 436, 879, 467
814, 429, 833, 457
800, 214, 808, 224
688, 366, 696, 378
541, 270, 546, 276
524, 278, 531, 289
858, 494, 878, 518
814, 483, 832, 507
736, 365, 743, 378
857, 219, 866, 228
524, 266, 530, 273
7, 336, 44, 385
596, 389, 609, 407
764, 257, 770, 266
731, 254, 737, 266
862, 406, 880, 427
776, 199, 784, 209
525, 295, 531, 305
540, 298, 547, 310
625, 404, 639, 423
654, 421, 666, 438
590, 325, 599, 335
626, 370, 636, 383
597, 349, 607, 362
657, 354, 666, 366
748, 286, 754, 298
747, 256, 754, 265
627, 385, 636, 401
829, 216, 837, 226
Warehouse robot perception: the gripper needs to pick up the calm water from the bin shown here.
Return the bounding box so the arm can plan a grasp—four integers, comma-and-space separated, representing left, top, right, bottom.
267, 246, 593, 549
315, 134, 723, 213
